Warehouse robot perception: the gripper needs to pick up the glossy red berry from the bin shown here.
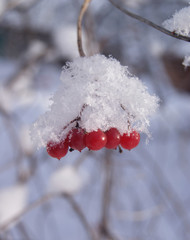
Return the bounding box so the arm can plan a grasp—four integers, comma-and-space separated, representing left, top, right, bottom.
85, 129, 107, 151
69, 128, 86, 152
105, 128, 120, 149
46, 140, 68, 160
120, 130, 140, 150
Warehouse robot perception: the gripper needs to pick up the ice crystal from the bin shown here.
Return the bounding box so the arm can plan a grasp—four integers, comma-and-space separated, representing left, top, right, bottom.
182, 55, 190, 68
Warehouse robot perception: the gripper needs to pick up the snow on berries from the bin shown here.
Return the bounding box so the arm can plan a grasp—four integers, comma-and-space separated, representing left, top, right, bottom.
120, 130, 140, 150
31, 54, 159, 159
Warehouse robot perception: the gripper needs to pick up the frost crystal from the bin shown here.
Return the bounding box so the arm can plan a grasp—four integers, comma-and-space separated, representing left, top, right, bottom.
182, 55, 190, 68
163, 6, 190, 36
31, 54, 159, 147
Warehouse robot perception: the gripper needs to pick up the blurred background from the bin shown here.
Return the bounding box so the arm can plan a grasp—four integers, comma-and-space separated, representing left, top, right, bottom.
0, 0, 190, 239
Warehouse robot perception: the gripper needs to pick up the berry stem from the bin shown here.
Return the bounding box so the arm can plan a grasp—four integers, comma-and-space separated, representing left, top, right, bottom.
77, 0, 92, 57
118, 145, 123, 153
62, 104, 87, 131
120, 104, 131, 130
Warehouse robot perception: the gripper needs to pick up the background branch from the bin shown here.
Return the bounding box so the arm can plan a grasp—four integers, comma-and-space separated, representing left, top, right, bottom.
63, 194, 98, 240
99, 151, 120, 240
108, 0, 190, 42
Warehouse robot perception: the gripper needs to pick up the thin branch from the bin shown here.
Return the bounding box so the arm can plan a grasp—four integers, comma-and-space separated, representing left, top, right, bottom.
108, 0, 190, 42
99, 150, 116, 239
63, 194, 98, 240
62, 103, 87, 131
77, 0, 92, 57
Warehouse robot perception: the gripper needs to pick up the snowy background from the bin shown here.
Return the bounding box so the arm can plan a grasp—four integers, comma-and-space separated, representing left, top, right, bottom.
0, 0, 190, 239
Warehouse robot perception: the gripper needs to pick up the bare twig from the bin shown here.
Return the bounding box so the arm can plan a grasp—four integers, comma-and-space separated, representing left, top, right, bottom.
100, 151, 113, 228
99, 150, 119, 240
108, 0, 190, 42
77, 0, 92, 57
63, 194, 98, 240
62, 103, 87, 132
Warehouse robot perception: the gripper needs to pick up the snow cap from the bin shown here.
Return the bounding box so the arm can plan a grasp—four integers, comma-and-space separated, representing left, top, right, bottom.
31, 54, 159, 148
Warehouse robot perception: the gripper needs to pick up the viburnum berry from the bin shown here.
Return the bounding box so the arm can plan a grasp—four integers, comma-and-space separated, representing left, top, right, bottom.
105, 128, 120, 149
46, 140, 68, 160
68, 128, 86, 152
120, 130, 140, 150
85, 129, 107, 151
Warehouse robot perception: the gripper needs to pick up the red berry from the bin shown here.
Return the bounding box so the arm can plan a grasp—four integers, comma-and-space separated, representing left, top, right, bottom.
46, 140, 68, 160
69, 128, 86, 152
85, 129, 107, 151
105, 128, 120, 149
120, 130, 140, 150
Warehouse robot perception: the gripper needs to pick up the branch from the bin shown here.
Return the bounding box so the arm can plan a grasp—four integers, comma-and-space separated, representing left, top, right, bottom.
77, 0, 92, 57
63, 194, 98, 240
108, 0, 190, 42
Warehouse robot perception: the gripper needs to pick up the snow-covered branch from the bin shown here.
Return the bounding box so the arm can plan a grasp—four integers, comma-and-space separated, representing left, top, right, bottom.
108, 0, 190, 42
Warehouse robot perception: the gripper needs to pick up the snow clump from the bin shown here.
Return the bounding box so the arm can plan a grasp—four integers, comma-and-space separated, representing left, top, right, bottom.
31, 54, 159, 148
48, 165, 84, 195
0, 184, 28, 228
182, 55, 190, 68
163, 6, 190, 36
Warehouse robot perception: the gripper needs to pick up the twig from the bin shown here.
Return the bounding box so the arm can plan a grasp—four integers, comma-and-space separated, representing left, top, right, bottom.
63, 194, 98, 240
120, 104, 131, 130
77, 0, 92, 57
108, 0, 190, 42
62, 103, 87, 131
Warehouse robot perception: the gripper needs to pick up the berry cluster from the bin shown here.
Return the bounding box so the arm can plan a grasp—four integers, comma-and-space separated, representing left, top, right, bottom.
46, 127, 140, 160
